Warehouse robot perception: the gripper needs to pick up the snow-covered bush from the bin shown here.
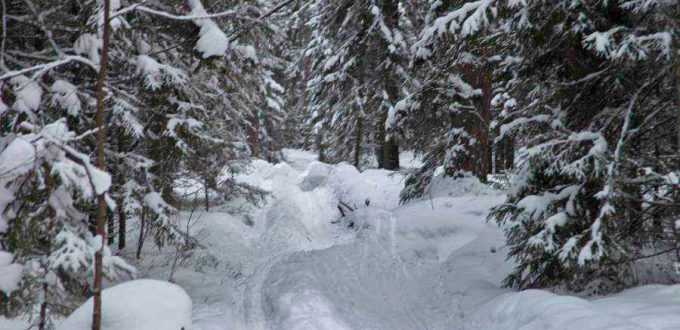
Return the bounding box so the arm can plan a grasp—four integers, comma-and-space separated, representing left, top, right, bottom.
0, 120, 132, 319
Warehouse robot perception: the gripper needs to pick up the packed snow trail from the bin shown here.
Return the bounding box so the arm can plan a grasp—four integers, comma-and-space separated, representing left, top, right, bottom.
138, 149, 680, 330
156, 149, 506, 329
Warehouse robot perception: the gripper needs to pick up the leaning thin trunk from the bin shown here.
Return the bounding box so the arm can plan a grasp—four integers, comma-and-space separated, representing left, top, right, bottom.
136, 208, 146, 261
92, 0, 111, 327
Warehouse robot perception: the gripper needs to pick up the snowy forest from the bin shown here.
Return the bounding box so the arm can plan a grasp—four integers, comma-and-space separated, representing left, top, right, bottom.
2, 0, 680, 329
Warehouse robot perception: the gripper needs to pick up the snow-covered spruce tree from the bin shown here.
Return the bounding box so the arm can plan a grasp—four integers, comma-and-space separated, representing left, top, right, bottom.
0, 0, 134, 324
396, 0, 513, 202
429, 0, 680, 292
0, 0, 291, 324
305, 0, 411, 169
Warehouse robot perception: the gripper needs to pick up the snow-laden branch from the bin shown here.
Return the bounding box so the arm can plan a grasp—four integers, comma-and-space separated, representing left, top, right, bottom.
583, 28, 671, 60
122, 5, 241, 21
0, 55, 97, 81
414, 0, 499, 58
115, 0, 256, 22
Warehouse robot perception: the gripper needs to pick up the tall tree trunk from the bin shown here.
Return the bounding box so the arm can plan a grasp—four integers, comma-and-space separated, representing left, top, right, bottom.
92, 0, 111, 328
136, 208, 146, 261
674, 39, 680, 262
204, 177, 210, 212
353, 115, 363, 168
117, 129, 126, 250
118, 197, 126, 250
383, 137, 399, 170
675, 46, 680, 151
39, 165, 55, 330
475, 68, 492, 183
107, 211, 114, 245
247, 111, 260, 158
317, 128, 326, 163
459, 62, 492, 182
503, 137, 514, 172
379, 0, 400, 170
376, 124, 385, 169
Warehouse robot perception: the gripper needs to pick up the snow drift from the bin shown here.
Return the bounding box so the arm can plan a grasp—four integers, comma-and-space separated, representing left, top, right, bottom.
57, 279, 192, 330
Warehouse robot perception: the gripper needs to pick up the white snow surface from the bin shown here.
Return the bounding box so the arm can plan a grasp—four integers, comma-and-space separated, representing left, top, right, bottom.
57, 279, 192, 330
146, 149, 680, 330
6, 149, 680, 330
0, 251, 22, 294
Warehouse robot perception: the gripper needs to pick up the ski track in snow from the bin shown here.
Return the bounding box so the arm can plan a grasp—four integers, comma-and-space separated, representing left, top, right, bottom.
173, 149, 680, 330
7, 149, 678, 329
174, 149, 512, 330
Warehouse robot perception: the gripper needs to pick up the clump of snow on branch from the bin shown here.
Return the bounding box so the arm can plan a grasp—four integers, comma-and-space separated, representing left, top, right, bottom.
51, 80, 81, 116
583, 28, 671, 60
73, 34, 102, 64
187, 0, 229, 58
136, 55, 187, 90
0, 251, 22, 295
9, 75, 42, 116
48, 228, 133, 279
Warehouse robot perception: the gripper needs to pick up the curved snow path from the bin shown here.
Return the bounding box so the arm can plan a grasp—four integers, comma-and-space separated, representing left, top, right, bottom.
178, 149, 680, 330
181, 149, 508, 329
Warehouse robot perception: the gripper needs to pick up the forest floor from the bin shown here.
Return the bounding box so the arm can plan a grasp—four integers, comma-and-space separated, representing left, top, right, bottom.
152, 149, 680, 330
4, 149, 680, 329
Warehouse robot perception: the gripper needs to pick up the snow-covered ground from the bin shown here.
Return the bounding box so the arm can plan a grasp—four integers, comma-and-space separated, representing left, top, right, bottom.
57, 279, 192, 330
156, 149, 680, 330
4, 149, 680, 329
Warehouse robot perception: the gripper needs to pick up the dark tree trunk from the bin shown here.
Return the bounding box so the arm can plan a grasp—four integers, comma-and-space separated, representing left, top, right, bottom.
383, 137, 399, 170
92, 0, 112, 328
39, 165, 55, 330
204, 178, 210, 212
136, 208, 145, 261
353, 115, 363, 168
317, 129, 326, 163
475, 68, 492, 183
107, 210, 115, 245
675, 44, 680, 152
459, 63, 492, 182
378, 0, 400, 170
247, 111, 260, 158
118, 198, 126, 250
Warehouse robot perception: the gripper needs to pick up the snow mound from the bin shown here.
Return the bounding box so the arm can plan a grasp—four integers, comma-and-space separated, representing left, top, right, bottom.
299, 161, 403, 209
465, 285, 680, 330
57, 279, 192, 330
0, 317, 29, 330
428, 172, 498, 198
268, 289, 352, 330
